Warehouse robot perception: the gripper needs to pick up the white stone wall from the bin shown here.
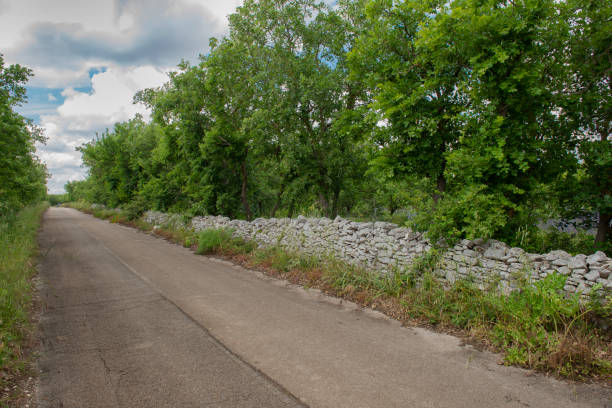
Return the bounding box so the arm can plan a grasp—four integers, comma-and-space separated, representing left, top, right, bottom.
143, 211, 612, 296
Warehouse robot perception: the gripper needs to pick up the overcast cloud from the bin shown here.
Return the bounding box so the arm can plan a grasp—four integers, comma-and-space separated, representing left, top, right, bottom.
1, 0, 242, 193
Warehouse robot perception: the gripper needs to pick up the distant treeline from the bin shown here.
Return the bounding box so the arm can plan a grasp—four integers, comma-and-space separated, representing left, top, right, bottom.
67, 0, 610, 250
0, 54, 47, 217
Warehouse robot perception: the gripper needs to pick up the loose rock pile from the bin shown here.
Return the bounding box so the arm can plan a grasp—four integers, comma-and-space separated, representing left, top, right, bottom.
144, 211, 612, 296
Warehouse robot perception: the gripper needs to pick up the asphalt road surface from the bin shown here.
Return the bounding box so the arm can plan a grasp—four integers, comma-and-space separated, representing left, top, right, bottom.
36, 207, 611, 408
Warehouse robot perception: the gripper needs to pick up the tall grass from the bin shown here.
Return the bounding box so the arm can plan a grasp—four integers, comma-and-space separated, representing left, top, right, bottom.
0, 202, 48, 383
197, 229, 257, 255
63, 201, 132, 224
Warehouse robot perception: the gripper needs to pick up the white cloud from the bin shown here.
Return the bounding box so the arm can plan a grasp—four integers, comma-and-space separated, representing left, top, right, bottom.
0, 0, 248, 193
25, 64, 98, 88
39, 65, 169, 193
0, 0, 114, 50
58, 65, 167, 119
1, 0, 240, 87
186, 0, 243, 23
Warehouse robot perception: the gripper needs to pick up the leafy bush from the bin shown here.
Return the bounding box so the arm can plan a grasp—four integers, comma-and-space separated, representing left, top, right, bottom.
47, 194, 69, 206
410, 185, 510, 246
509, 227, 611, 256
197, 229, 230, 254
196, 228, 255, 255
122, 196, 149, 221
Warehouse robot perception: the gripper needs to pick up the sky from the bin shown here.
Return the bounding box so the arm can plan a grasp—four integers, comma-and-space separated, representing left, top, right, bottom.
1, 0, 243, 193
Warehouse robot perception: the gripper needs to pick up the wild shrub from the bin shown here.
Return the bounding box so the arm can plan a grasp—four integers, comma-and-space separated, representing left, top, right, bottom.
510, 227, 611, 257
123, 197, 148, 221
196, 228, 255, 255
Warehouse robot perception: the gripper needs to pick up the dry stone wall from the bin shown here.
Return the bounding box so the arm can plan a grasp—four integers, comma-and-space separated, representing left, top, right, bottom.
143, 211, 612, 296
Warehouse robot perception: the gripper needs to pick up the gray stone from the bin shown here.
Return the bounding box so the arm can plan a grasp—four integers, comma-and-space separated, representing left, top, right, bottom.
389, 227, 407, 238
508, 247, 525, 258
508, 263, 524, 272
139, 208, 605, 297
587, 251, 607, 265
484, 246, 506, 261
584, 270, 600, 282
466, 238, 484, 249
463, 249, 477, 257
545, 250, 571, 261
557, 266, 571, 275
452, 254, 464, 263
569, 255, 587, 270
527, 253, 545, 262
551, 258, 569, 267
465, 257, 479, 266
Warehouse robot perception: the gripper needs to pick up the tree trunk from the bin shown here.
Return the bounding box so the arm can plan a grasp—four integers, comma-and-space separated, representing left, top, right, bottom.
288, 199, 295, 219
331, 188, 340, 218
389, 203, 397, 215
437, 174, 446, 193
319, 192, 330, 216
270, 187, 283, 218
240, 161, 252, 221
595, 212, 611, 245
433, 173, 447, 204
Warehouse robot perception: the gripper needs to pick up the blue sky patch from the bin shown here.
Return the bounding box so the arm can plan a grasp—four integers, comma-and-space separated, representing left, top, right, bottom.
17, 80, 96, 123
17, 87, 65, 123
88, 66, 107, 78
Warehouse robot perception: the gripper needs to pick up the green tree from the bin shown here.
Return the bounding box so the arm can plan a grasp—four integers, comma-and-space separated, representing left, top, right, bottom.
0, 54, 47, 216
77, 116, 159, 208
350, 0, 465, 202
431, 0, 575, 241
229, 0, 370, 217
353, 0, 577, 243
559, 0, 611, 245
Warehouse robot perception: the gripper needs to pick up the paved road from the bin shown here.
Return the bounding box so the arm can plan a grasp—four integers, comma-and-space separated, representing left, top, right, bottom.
37, 208, 611, 408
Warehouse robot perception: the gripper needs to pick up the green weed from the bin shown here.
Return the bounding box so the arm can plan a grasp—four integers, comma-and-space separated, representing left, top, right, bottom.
196, 228, 256, 255
0, 202, 48, 391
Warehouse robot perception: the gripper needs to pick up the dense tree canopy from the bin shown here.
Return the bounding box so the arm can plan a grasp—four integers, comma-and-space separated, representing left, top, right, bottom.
0, 54, 47, 216
69, 0, 611, 252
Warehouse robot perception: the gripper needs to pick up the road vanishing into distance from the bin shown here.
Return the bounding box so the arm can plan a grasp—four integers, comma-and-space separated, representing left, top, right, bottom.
36, 207, 611, 408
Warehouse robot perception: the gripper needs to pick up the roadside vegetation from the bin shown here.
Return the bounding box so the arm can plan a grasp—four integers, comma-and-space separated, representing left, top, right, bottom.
46, 194, 69, 206
63, 0, 610, 256
0, 55, 47, 219
1, 53, 48, 406
0, 202, 48, 404
65, 202, 612, 381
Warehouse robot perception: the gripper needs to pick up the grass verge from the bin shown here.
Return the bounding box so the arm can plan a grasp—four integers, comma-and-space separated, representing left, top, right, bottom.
65, 202, 612, 381
0, 202, 49, 405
